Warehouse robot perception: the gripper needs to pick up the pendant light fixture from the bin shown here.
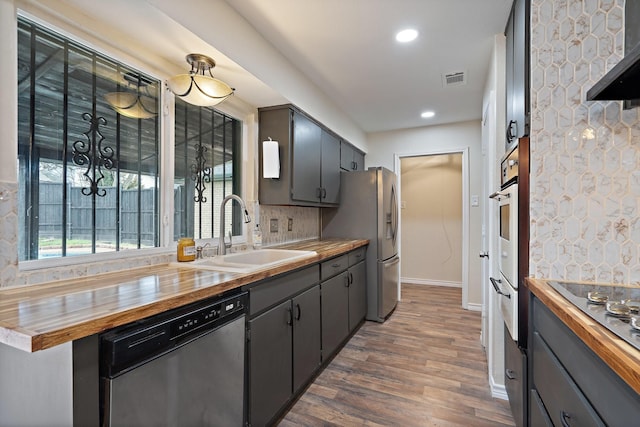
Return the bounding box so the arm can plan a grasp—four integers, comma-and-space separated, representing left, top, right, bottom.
104, 72, 158, 119
167, 54, 235, 107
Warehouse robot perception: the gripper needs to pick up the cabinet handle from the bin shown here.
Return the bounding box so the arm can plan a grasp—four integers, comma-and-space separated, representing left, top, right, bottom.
332, 263, 341, 268
344, 274, 350, 287
560, 411, 572, 427
349, 272, 353, 285
322, 188, 327, 199
286, 307, 293, 326
316, 187, 322, 198
506, 119, 518, 143
490, 277, 511, 299
295, 303, 301, 320
505, 369, 516, 380
352, 161, 357, 170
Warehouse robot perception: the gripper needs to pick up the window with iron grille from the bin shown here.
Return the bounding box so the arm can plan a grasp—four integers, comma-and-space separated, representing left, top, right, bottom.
17, 17, 160, 261
173, 100, 242, 241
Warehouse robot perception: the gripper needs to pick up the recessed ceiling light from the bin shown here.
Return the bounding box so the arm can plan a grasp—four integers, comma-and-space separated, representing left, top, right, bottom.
421, 111, 435, 118
396, 29, 418, 43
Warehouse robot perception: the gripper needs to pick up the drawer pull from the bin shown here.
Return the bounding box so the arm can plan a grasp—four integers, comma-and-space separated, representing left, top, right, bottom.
332, 263, 341, 268
560, 411, 572, 427
505, 369, 516, 380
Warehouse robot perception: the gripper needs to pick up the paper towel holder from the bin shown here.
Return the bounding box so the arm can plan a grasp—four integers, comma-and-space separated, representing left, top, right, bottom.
262, 137, 280, 179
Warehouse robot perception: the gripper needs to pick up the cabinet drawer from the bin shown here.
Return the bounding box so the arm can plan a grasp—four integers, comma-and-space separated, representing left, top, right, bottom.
530, 389, 552, 427
533, 297, 640, 425
320, 254, 348, 280
532, 332, 604, 427
247, 266, 319, 316
348, 247, 366, 266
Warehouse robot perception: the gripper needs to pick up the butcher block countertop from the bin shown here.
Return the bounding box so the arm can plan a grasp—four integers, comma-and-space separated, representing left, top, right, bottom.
0, 239, 367, 353
527, 277, 640, 395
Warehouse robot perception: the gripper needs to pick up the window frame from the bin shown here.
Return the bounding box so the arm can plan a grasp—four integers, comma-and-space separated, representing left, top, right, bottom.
15, 11, 253, 272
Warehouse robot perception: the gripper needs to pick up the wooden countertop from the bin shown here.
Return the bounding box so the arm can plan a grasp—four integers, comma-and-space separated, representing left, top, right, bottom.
527, 277, 640, 395
0, 239, 368, 353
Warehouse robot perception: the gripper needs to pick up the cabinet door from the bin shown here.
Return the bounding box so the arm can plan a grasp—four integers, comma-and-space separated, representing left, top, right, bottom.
292, 112, 322, 203
505, 4, 515, 147
353, 149, 365, 171
340, 141, 355, 170
504, 326, 525, 427
249, 300, 292, 427
321, 272, 349, 359
348, 261, 366, 332
321, 130, 341, 204
512, 0, 528, 139
292, 285, 321, 392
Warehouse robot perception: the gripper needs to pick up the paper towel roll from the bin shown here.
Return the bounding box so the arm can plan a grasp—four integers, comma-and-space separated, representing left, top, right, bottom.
262, 139, 280, 178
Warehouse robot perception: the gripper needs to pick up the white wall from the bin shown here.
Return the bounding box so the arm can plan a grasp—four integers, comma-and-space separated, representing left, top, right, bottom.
400, 154, 462, 286
367, 120, 483, 306
481, 34, 507, 399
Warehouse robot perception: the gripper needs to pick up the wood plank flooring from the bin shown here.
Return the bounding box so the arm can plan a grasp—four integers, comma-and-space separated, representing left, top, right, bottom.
278, 284, 515, 426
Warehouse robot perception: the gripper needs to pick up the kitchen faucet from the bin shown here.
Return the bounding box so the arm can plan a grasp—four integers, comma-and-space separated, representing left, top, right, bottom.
218, 194, 251, 255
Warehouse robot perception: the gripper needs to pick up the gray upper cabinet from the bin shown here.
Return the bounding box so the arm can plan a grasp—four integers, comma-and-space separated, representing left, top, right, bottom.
291, 113, 322, 203
258, 104, 343, 207
505, 0, 529, 150
340, 141, 365, 171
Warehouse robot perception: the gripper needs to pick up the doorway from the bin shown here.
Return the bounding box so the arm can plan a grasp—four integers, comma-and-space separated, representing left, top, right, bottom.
395, 149, 469, 308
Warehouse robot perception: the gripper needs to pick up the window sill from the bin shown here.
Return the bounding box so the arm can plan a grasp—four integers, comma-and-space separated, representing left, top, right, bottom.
18, 246, 174, 272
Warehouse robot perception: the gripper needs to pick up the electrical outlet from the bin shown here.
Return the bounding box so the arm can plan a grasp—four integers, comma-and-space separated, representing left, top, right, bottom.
270, 218, 278, 233
287, 218, 293, 231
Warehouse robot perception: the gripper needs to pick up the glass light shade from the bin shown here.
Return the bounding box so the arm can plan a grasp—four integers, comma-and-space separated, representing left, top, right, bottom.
104, 92, 157, 119
167, 74, 234, 107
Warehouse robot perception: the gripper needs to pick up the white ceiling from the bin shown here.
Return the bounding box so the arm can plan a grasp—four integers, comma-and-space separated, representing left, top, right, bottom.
31, 0, 513, 134
225, 0, 513, 132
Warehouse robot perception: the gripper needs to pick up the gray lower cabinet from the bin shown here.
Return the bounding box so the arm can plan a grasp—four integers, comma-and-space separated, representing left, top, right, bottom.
320, 249, 367, 360
504, 326, 526, 427
348, 260, 366, 333
321, 272, 350, 359
530, 295, 640, 426
246, 266, 321, 426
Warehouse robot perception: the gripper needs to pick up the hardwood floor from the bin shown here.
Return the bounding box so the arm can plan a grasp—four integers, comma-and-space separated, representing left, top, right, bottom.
278, 284, 515, 426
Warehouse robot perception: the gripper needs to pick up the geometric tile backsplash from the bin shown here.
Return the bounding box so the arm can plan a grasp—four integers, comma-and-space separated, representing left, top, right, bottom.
529, 0, 640, 284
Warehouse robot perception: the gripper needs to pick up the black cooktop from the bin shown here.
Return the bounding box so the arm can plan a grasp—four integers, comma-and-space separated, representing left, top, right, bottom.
547, 281, 640, 352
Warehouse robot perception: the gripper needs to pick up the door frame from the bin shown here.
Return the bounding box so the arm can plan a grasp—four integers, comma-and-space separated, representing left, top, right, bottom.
393, 147, 470, 309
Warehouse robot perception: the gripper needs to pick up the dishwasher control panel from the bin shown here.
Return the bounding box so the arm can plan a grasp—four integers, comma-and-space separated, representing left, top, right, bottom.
101, 291, 247, 378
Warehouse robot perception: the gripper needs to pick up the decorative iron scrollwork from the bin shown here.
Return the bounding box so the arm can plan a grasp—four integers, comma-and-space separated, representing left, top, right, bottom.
72, 112, 115, 197
191, 143, 211, 203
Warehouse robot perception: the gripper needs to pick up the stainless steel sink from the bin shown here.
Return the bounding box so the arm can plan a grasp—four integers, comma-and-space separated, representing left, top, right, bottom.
170, 249, 317, 273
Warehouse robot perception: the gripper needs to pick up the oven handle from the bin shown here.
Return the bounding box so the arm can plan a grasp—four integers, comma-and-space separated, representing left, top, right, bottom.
489, 191, 510, 200
489, 277, 511, 299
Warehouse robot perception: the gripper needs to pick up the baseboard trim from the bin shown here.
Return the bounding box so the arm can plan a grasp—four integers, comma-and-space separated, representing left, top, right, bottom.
401, 278, 462, 288
489, 377, 509, 400
467, 302, 482, 312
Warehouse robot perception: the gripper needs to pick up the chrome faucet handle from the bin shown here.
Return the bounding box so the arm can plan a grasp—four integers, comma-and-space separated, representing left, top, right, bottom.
225, 230, 232, 249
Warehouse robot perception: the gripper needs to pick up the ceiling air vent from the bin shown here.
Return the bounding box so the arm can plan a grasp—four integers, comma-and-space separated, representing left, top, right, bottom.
442, 71, 466, 87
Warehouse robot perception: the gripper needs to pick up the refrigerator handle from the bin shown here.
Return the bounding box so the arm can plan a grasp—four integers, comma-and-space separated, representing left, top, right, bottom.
390, 183, 399, 246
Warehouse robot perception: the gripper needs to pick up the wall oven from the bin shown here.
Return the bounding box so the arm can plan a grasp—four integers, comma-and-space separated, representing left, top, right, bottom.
490, 147, 519, 341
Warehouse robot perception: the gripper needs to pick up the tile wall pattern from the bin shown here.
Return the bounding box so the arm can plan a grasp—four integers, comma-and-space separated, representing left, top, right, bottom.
259, 205, 320, 246
530, 0, 640, 284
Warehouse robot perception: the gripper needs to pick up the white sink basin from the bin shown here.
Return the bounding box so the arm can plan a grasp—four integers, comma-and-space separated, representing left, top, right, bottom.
171, 249, 317, 273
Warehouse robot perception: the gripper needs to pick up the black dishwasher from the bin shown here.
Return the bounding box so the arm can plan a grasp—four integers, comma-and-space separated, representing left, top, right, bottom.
100, 291, 247, 427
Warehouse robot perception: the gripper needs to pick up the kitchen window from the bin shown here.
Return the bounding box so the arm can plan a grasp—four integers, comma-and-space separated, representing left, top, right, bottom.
17, 17, 161, 261
173, 100, 242, 241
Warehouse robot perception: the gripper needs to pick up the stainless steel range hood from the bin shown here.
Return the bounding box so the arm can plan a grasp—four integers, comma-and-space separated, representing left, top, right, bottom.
587, 1, 640, 102
586, 41, 640, 101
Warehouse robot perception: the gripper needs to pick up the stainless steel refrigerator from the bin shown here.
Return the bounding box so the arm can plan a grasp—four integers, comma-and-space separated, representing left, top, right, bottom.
321, 167, 399, 322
